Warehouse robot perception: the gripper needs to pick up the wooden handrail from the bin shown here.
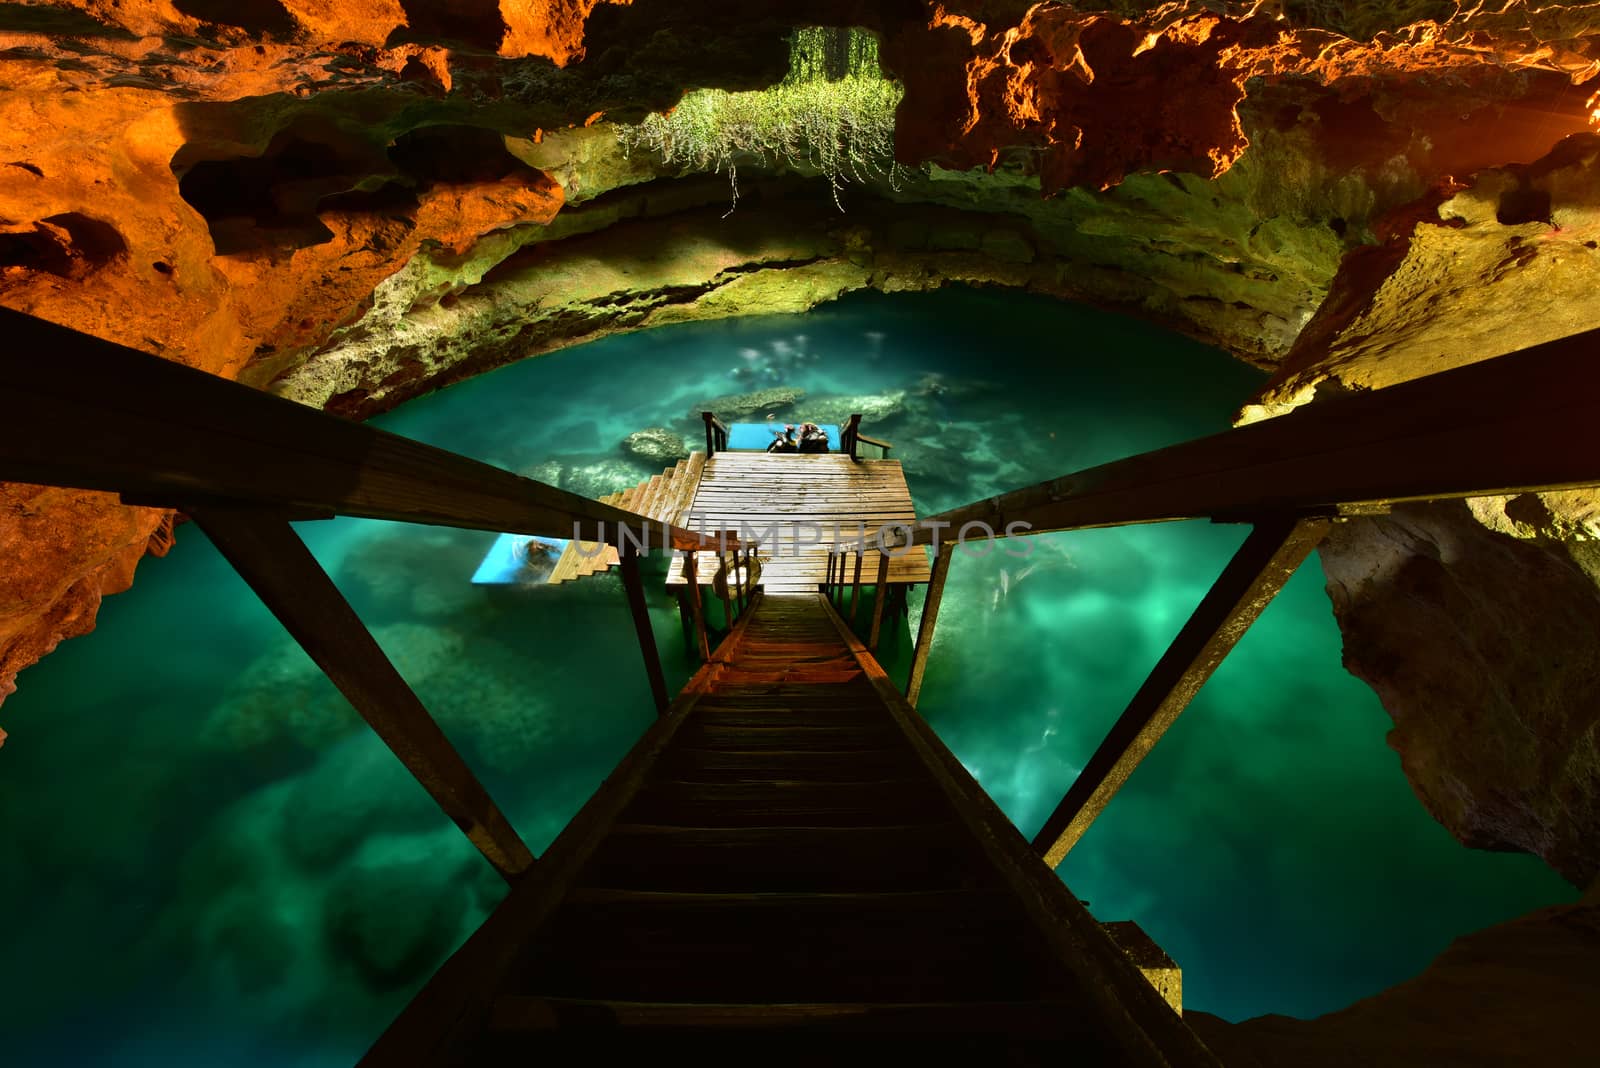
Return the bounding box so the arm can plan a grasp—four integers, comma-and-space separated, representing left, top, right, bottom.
856, 327, 1600, 549
0, 308, 740, 553
855, 431, 892, 456
701, 411, 729, 456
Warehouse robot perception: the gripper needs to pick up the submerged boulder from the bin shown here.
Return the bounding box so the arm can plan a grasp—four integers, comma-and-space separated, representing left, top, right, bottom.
691, 386, 805, 421
622, 426, 690, 464
321, 847, 473, 992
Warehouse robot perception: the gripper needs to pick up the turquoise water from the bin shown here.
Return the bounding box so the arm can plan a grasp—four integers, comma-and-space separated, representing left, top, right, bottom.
0, 288, 1573, 1063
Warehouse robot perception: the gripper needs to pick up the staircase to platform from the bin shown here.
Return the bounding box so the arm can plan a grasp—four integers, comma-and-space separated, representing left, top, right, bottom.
14, 302, 1596, 1068
547, 451, 706, 584
367, 593, 1207, 1066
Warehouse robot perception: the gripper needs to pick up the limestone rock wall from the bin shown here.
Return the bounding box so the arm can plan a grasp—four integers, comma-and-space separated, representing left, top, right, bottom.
1237, 137, 1600, 889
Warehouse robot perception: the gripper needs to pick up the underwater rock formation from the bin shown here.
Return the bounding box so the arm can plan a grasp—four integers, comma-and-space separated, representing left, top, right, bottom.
622, 427, 690, 464
1320, 503, 1600, 889
1236, 135, 1600, 888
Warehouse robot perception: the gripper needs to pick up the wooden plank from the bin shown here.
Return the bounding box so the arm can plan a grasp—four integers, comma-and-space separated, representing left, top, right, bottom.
884, 330, 1600, 549
489, 997, 1075, 1035
1033, 516, 1329, 867
620, 539, 670, 716
0, 308, 741, 553
905, 544, 953, 708
190, 505, 534, 882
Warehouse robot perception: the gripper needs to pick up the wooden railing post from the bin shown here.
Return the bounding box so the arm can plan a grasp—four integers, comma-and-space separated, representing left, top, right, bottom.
701, 411, 716, 457
905, 542, 954, 707
732, 546, 745, 613
849, 547, 864, 622
868, 549, 891, 651
619, 539, 670, 716
682, 550, 711, 661
190, 505, 534, 883
843, 412, 862, 460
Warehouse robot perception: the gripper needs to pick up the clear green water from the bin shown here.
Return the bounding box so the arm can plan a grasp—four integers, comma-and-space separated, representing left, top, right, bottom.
0, 288, 1573, 1064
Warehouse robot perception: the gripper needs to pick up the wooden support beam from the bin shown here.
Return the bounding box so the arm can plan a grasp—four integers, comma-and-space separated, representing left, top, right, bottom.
190, 505, 534, 882
1032, 516, 1331, 868
619, 540, 669, 716
849, 549, 864, 622
867, 550, 891, 651
673, 586, 693, 648
905, 544, 954, 708
872, 329, 1600, 549
682, 550, 711, 661
0, 307, 736, 553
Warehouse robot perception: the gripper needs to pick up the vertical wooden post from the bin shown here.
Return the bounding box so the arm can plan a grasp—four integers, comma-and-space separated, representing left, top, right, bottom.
849, 548, 864, 622
732, 551, 747, 615
824, 550, 835, 595
619, 539, 670, 716
867, 550, 891, 651
843, 412, 862, 459
191, 506, 534, 882
905, 543, 954, 708
674, 585, 693, 647
683, 550, 711, 661
701, 412, 716, 457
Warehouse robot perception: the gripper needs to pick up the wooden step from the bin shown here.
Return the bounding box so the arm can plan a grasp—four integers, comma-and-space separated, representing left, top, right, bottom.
659, 747, 923, 783
673, 723, 904, 752
488, 996, 1081, 1035
578, 824, 995, 893
511, 890, 1059, 1003
475, 1002, 1111, 1068
622, 779, 948, 828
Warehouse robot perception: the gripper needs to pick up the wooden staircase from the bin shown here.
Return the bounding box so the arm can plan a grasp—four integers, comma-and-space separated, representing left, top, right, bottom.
547, 451, 707, 584
364, 594, 1220, 1067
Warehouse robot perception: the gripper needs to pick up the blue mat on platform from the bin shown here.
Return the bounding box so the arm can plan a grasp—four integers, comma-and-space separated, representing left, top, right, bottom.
726, 423, 842, 451
472, 533, 568, 585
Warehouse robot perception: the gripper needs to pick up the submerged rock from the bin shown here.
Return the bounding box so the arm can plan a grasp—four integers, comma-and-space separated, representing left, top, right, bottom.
559, 455, 654, 500
803, 389, 908, 428
692, 386, 805, 421
202, 624, 467, 754
1320, 502, 1600, 889
322, 848, 472, 992
622, 426, 690, 464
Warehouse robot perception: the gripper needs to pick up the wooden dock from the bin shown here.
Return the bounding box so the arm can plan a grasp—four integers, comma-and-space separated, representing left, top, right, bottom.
665, 453, 932, 596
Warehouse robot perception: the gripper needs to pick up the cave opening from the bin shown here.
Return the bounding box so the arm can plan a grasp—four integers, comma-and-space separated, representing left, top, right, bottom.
0, 287, 1577, 1066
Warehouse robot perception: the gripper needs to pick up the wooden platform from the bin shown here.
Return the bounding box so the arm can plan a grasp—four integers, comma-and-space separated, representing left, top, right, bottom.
665, 453, 932, 596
